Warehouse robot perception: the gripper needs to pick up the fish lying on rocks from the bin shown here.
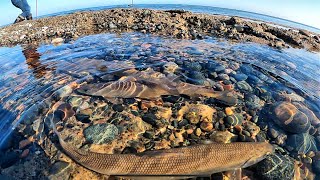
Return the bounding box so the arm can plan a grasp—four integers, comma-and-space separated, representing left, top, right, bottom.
49, 102, 274, 178
77, 68, 238, 105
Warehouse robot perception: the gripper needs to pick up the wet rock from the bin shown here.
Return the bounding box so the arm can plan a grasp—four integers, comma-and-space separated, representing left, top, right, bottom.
112, 104, 124, 112
142, 113, 158, 127
244, 121, 260, 138
187, 71, 206, 85
245, 94, 264, 110
271, 102, 311, 133
200, 121, 214, 132
232, 73, 248, 81
210, 131, 237, 143
225, 113, 243, 126
247, 75, 264, 85
177, 103, 216, 122
236, 81, 253, 92
84, 123, 119, 144
75, 114, 91, 123
293, 102, 320, 127
285, 133, 318, 156
254, 153, 295, 180
313, 159, 320, 174
162, 62, 179, 74
0, 151, 20, 169
48, 161, 73, 180
185, 62, 202, 71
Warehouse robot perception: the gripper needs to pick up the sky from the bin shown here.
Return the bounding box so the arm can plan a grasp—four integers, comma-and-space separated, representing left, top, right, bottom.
0, 0, 319, 29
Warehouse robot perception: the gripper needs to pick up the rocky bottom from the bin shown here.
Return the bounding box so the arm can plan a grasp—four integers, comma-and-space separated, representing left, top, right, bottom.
0, 32, 319, 180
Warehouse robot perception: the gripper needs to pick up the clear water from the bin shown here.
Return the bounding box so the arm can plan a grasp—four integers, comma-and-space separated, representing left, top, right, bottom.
0, 32, 319, 148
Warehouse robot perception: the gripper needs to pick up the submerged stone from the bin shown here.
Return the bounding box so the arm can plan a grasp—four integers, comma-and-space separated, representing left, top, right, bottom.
271, 102, 311, 133
84, 123, 119, 144
254, 153, 295, 180
285, 133, 318, 156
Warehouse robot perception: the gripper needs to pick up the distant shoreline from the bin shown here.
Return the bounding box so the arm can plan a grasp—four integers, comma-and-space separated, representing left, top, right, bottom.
0, 8, 319, 52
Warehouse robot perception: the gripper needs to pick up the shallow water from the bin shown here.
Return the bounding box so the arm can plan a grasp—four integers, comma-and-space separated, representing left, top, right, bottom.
0, 32, 319, 178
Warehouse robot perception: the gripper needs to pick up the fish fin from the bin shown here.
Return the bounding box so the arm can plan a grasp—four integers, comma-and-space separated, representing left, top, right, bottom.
224, 168, 242, 180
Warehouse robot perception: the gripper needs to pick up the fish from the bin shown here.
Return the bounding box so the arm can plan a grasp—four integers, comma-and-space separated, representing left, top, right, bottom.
77, 68, 238, 105
49, 103, 274, 178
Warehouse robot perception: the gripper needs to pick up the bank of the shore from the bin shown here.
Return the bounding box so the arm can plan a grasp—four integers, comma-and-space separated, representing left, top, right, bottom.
0, 8, 319, 52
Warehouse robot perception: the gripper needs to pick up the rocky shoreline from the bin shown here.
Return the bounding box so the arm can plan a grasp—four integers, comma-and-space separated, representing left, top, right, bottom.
0, 8, 319, 51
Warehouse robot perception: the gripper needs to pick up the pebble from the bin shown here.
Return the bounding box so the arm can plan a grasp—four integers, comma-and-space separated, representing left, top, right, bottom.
19, 139, 32, 149
200, 121, 214, 132
142, 113, 158, 127
232, 73, 248, 81
254, 153, 295, 180
49, 161, 73, 180
84, 123, 119, 144
313, 159, 320, 174
75, 114, 91, 123
285, 133, 318, 156
271, 102, 311, 133
20, 149, 30, 158
51, 38, 64, 45
0, 151, 20, 169
225, 113, 243, 126
236, 81, 253, 92
210, 131, 237, 143
112, 104, 125, 112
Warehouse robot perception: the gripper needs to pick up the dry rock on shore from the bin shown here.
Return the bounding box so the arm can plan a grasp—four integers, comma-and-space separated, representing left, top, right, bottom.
0, 8, 319, 51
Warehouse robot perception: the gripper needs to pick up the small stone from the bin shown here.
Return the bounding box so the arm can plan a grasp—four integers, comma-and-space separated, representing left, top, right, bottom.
195, 128, 202, 136
225, 113, 243, 126
285, 133, 318, 156
236, 81, 253, 92
84, 123, 119, 144
210, 131, 237, 143
112, 104, 124, 112
313, 159, 320, 174
51, 38, 64, 45
20, 149, 30, 158
19, 139, 32, 149
200, 121, 214, 132
232, 74, 248, 81
49, 161, 73, 180
225, 107, 233, 116
254, 153, 295, 180
142, 113, 158, 127
0, 151, 20, 169
109, 22, 117, 29
75, 114, 91, 123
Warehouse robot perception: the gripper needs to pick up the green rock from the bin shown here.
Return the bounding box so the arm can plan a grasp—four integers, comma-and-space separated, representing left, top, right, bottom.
84, 123, 119, 144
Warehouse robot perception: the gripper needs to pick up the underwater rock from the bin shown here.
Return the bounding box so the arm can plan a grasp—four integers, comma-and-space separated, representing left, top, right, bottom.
142, 113, 158, 127
313, 159, 320, 174
254, 153, 295, 180
48, 161, 73, 180
232, 73, 248, 81
185, 62, 202, 71
68, 96, 83, 107
162, 62, 179, 74
236, 81, 253, 92
293, 102, 320, 127
177, 103, 216, 122
245, 94, 264, 110
285, 133, 318, 156
225, 113, 243, 126
75, 114, 91, 123
244, 121, 260, 138
200, 121, 214, 132
210, 131, 237, 143
187, 71, 206, 85
84, 123, 119, 144
0, 151, 20, 169
271, 102, 311, 134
